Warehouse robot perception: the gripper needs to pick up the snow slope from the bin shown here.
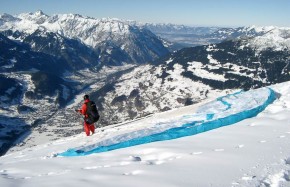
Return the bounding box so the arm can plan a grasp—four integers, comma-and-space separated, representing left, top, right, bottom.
59, 87, 275, 156
1, 82, 290, 187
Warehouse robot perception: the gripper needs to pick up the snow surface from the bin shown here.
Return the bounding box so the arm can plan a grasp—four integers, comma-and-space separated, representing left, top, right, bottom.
1, 82, 290, 187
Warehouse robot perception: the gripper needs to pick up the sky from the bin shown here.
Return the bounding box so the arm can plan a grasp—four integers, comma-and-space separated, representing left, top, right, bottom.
0, 0, 289, 27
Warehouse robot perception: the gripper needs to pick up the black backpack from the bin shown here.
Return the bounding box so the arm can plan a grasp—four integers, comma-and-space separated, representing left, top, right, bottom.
85, 101, 100, 124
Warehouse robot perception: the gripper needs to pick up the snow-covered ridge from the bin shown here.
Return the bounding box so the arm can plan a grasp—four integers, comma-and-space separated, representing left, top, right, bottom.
0, 11, 133, 47
243, 25, 277, 33
59, 87, 275, 156
248, 27, 290, 52
210, 25, 290, 52
233, 25, 290, 52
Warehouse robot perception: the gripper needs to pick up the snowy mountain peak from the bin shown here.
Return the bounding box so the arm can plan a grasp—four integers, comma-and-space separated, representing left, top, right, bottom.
209, 25, 290, 53
246, 26, 290, 52
243, 25, 276, 33
0, 11, 137, 47
17, 10, 49, 24
34, 10, 46, 16
0, 13, 20, 22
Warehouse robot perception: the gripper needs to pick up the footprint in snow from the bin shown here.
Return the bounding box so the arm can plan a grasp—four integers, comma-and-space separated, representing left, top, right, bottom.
283, 170, 290, 181
14, 154, 26, 158
120, 161, 131, 166
83, 166, 103, 170
279, 135, 286, 138
129, 156, 142, 162
0, 170, 8, 177
123, 170, 142, 176
83, 164, 112, 169
260, 140, 267, 143
214, 149, 224, 152
285, 157, 290, 165
191, 152, 203, 155
231, 182, 240, 186
236, 144, 245, 148
248, 123, 256, 127
146, 160, 165, 165
22, 176, 32, 180
144, 154, 180, 165
241, 175, 256, 181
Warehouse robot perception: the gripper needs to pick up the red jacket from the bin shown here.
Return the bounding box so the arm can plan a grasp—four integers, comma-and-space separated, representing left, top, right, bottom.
79, 99, 90, 118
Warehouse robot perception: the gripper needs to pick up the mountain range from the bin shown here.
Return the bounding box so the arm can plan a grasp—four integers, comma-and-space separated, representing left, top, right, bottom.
90, 27, 290, 125
0, 10, 169, 67
0, 10, 290, 155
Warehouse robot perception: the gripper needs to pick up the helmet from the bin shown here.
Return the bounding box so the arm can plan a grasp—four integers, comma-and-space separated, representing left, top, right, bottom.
83, 94, 89, 100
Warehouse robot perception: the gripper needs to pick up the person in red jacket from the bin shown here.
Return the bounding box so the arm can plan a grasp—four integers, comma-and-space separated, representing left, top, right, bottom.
76, 94, 95, 136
